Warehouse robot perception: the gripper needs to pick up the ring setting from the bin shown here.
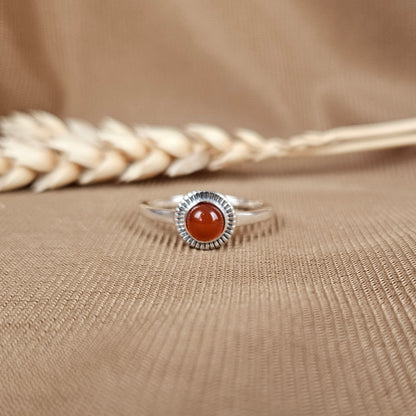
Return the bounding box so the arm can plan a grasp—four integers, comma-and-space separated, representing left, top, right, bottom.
175, 191, 236, 250
140, 190, 273, 250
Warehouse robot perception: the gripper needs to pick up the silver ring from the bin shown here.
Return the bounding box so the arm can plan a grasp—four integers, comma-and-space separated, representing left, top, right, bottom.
139, 190, 273, 250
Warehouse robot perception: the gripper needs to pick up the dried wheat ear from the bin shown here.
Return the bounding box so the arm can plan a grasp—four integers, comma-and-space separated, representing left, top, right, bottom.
0, 111, 415, 192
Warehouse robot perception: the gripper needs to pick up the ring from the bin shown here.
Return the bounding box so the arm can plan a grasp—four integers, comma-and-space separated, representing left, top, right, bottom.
139, 190, 273, 250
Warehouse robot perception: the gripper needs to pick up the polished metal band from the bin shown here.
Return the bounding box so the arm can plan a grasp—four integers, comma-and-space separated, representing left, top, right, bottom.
139, 194, 273, 227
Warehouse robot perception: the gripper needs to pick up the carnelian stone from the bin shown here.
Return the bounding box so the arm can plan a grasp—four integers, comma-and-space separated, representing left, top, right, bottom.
185, 202, 225, 242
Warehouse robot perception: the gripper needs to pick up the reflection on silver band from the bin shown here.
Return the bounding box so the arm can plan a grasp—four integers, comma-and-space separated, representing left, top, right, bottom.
139, 194, 273, 226
139, 190, 273, 249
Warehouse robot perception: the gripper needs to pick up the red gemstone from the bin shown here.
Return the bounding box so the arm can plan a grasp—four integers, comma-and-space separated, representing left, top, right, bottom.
186, 202, 225, 242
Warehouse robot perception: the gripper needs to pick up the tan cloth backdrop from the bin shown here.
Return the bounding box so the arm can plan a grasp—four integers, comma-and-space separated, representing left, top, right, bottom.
0, 1, 415, 415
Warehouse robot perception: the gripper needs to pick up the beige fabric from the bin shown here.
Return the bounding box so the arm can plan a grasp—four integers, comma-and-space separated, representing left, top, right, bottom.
0, 1, 415, 415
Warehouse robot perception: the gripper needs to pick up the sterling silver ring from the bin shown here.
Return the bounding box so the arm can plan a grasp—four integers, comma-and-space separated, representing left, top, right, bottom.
139, 191, 273, 250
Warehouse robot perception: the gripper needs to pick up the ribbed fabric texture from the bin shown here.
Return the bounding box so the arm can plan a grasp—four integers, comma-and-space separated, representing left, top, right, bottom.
1, 1, 416, 415
1, 152, 415, 415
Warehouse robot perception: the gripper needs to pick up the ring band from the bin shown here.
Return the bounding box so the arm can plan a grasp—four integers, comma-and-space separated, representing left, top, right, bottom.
139, 191, 273, 250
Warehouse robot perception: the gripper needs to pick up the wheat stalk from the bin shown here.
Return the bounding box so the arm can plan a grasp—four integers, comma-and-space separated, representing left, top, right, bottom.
0, 111, 415, 192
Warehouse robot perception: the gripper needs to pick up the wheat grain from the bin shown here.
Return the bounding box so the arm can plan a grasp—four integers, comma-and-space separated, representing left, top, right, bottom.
0, 111, 415, 192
